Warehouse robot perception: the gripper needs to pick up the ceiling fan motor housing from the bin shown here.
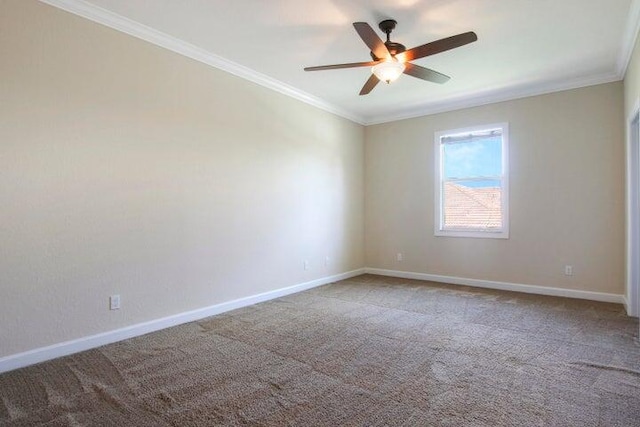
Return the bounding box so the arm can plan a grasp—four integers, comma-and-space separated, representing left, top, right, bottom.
370, 42, 406, 60
385, 42, 406, 56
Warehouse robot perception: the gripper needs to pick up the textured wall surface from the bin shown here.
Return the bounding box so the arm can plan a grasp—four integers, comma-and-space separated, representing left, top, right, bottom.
0, 0, 365, 357
365, 83, 625, 294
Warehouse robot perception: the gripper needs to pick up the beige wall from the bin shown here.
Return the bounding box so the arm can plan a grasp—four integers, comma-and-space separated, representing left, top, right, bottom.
365, 83, 625, 294
0, 0, 364, 357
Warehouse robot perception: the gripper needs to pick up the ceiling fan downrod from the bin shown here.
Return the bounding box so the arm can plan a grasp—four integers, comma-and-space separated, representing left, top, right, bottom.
378, 19, 406, 58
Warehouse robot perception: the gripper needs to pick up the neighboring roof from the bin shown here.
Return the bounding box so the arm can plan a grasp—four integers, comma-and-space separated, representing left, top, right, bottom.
444, 182, 502, 229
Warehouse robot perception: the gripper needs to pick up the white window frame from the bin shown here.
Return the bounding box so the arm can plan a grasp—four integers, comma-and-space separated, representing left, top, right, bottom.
434, 122, 509, 239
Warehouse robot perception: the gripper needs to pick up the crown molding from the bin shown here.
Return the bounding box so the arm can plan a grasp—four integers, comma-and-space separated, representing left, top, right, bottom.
363, 71, 621, 125
617, 0, 640, 78
38, 0, 366, 125
38, 0, 638, 128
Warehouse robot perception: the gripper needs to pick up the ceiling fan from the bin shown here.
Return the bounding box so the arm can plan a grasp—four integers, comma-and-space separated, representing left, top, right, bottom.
304, 20, 477, 95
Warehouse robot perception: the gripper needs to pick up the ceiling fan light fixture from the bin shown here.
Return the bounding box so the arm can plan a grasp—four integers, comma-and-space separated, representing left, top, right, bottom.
372, 59, 405, 83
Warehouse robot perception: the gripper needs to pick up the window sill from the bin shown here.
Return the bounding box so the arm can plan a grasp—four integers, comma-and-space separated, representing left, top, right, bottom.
434, 229, 509, 239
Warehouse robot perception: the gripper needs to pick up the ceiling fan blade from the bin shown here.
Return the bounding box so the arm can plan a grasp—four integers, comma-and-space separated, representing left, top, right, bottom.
400, 31, 477, 62
403, 63, 450, 84
304, 60, 379, 71
353, 22, 390, 60
359, 74, 380, 95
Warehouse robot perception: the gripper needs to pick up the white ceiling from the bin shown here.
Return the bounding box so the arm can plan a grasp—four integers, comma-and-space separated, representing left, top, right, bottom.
44, 0, 640, 124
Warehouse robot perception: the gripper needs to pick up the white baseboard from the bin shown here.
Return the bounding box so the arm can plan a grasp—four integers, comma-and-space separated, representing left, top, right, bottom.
1, 267, 626, 374
622, 296, 639, 318
0, 268, 365, 374
365, 268, 625, 304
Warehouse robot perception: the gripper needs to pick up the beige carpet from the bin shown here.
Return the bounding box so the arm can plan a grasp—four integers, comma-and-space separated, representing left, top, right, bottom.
1, 274, 639, 426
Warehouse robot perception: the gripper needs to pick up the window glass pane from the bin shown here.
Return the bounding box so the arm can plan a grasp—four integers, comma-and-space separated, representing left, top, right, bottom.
443, 135, 502, 179
443, 179, 502, 229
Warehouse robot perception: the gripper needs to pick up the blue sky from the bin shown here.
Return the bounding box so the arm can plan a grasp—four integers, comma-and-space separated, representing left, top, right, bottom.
443, 135, 502, 187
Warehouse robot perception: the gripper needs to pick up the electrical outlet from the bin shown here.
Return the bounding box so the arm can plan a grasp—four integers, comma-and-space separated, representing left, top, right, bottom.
396, 253, 403, 262
304, 260, 309, 270
110, 294, 121, 310
564, 265, 573, 276
325, 256, 330, 267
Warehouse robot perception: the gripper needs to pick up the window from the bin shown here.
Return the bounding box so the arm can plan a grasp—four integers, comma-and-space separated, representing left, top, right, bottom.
434, 123, 509, 238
